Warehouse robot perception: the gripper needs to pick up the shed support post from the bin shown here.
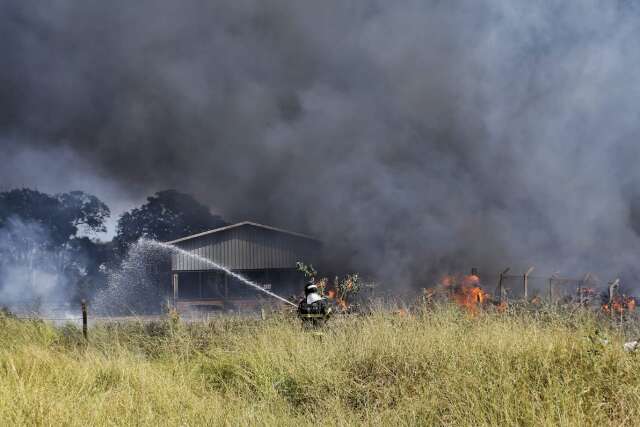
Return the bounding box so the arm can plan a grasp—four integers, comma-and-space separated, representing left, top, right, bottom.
173, 273, 179, 309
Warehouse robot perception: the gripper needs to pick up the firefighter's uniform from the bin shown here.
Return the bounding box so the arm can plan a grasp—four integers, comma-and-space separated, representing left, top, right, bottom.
298, 283, 331, 327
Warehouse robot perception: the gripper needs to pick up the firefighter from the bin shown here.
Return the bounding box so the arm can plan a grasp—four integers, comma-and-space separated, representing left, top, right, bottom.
297, 282, 331, 327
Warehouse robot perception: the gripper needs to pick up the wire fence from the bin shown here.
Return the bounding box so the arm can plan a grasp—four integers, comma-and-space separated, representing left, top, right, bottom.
1, 300, 82, 320
0, 300, 269, 325
484, 272, 606, 305
0, 270, 623, 324
1, 299, 88, 342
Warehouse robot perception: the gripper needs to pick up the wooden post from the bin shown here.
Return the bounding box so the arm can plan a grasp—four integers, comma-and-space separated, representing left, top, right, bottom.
172, 273, 179, 309
548, 271, 560, 305
498, 268, 510, 303
608, 278, 620, 321
578, 273, 590, 306
577, 278, 582, 305
81, 300, 88, 341
523, 267, 534, 301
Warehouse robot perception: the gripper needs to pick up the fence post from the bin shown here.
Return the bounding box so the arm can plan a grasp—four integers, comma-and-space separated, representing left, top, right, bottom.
577, 278, 582, 305
608, 279, 620, 321
549, 272, 560, 305
523, 267, 534, 301
498, 268, 510, 303
578, 273, 590, 306
81, 300, 88, 341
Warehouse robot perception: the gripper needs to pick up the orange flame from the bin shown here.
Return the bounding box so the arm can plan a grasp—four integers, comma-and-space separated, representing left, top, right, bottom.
496, 301, 508, 313
326, 288, 349, 310
602, 295, 636, 316
443, 274, 488, 315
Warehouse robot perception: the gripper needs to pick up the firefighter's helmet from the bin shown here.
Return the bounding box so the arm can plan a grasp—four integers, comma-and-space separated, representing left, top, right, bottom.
304, 282, 318, 295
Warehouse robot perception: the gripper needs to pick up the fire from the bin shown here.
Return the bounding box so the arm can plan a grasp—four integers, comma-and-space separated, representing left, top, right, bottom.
496, 301, 508, 313
577, 287, 597, 305
326, 288, 349, 311
602, 295, 636, 316
439, 273, 489, 315
395, 308, 409, 317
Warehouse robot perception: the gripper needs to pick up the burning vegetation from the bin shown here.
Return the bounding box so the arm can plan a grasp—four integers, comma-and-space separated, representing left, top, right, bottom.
296, 262, 363, 312
602, 295, 636, 317
420, 270, 638, 323
325, 274, 361, 311
422, 273, 491, 315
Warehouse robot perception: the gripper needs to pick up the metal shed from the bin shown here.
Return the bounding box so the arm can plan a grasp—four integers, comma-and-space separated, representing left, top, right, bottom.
166, 221, 321, 311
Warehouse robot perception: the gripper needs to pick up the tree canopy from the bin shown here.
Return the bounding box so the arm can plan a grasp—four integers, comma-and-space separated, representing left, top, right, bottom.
0, 188, 111, 302
0, 189, 110, 247
114, 189, 226, 254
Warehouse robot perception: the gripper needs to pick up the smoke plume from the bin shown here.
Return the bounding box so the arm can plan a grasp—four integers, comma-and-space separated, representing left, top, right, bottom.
0, 218, 75, 311
2, 1, 640, 285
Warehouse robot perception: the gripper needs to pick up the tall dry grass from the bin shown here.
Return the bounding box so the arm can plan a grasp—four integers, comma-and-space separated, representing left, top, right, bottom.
0, 306, 639, 426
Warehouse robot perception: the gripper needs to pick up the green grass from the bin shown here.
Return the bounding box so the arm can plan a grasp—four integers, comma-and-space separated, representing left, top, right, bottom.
1, 306, 639, 426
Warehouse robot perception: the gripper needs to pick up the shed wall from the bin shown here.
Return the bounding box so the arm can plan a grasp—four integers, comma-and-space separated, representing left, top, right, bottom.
171, 225, 319, 271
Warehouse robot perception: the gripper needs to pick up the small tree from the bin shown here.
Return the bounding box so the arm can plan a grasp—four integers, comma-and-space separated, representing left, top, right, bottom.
333, 273, 361, 307
296, 261, 317, 281
296, 261, 363, 310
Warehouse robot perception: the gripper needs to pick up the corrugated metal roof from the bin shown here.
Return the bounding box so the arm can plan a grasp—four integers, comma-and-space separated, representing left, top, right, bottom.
165, 221, 319, 245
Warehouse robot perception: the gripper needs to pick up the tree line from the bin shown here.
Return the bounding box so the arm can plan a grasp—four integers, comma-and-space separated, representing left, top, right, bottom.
0, 188, 226, 302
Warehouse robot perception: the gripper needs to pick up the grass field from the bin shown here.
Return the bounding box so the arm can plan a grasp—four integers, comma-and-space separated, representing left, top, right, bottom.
1, 306, 639, 426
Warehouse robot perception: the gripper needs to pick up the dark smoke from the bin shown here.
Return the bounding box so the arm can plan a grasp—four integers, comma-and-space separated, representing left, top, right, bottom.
2, 1, 640, 286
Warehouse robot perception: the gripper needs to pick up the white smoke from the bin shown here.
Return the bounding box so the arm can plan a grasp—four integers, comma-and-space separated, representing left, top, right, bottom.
0, 218, 74, 312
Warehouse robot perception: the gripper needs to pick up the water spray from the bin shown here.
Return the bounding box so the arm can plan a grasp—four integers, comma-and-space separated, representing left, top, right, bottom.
142, 239, 297, 307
